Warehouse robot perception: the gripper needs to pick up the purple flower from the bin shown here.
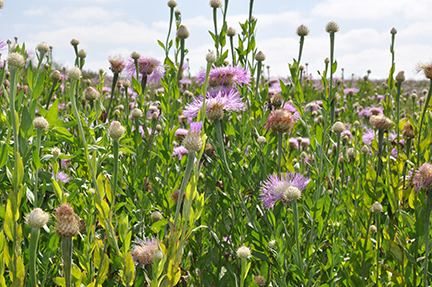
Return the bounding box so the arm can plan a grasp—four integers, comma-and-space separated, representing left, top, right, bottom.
172, 146, 188, 159
55, 172, 70, 183
369, 106, 383, 116
358, 107, 372, 118
341, 129, 353, 139
300, 137, 310, 148
131, 237, 158, 266
0, 39, 6, 51
174, 128, 188, 140
260, 172, 310, 209
289, 138, 299, 149
182, 88, 245, 119
283, 102, 300, 120
125, 56, 164, 86
305, 101, 319, 113
413, 163, 432, 192
362, 128, 375, 145
196, 66, 251, 88
343, 88, 359, 95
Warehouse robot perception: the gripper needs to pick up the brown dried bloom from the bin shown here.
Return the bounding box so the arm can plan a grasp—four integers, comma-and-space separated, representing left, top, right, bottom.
55, 203, 80, 238
265, 109, 295, 134
402, 122, 414, 140
415, 62, 432, 79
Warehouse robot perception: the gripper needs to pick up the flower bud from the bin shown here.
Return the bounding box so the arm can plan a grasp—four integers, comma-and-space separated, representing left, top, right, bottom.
78, 49, 87, 58
7, 52, 25, 68
131, 51, 141, 60
395, 71, 405, 82
176, 25, 190, 39
370, 201, 383, 213
33, 116, 49, 131
68, 66, 82, 81
390, 27, 397, 35
325, 21, 339, 33
227, 27, 236, 37
236, 246, 251, 259
150, 211, 163, 222
84, 87, 100, 101
167, 0, 177, 8
70, 38, 80, 46
50, 70, 62, 82
52, 147, 61, 158
108, 121, 125, 139
209, 0, 222, 8
268, 240, 276, 248
131, 108, 143, 119
331, 121, 346, 134
257, 136, 266, 145
402, 122, 414, 140
296, 24, 310, 37
254, 275, 266, 286
206, 51, 217, 63
370, 115, 393, 130
36, 42, 50, 54
255, 51, 266, 62
369, 225, 377, 233
26, 208, 49, 229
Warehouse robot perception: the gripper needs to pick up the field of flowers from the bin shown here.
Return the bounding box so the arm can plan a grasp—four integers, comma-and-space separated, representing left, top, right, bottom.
1, 0, 432, 286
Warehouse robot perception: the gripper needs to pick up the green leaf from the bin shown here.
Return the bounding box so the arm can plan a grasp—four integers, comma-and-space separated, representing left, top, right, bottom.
123, 252, 135, 287
150, 219, 168, 233
331, 60, 338, 74
157, 40, 166, 50
32, 71, 46, 100
46, 99, 59, 127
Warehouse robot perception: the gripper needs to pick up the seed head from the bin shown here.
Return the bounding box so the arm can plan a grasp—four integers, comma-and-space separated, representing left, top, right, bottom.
50, 70, 62, 82
167, 0, 177, 8
36, 42, 50, 54
395, 71, 405, 82
209, 0, 222, 8
131, 108, 143, 119
176, 25, 190, 39
84, 87, 100, 101
331, 121, 346, 134
55, 203, 80, 238
257, 136, 266, 145
70, 38, 80, 46
415, 62, 432, 79
236, 246, 251, 259
265, 109, 295, 134
325, 21, 339, 33
227, 27, 236, 37
26, 208, 49, 229
370, 115, 393, 130
68, 66, 82, 81
296, 24, 310, 37
132, 238, 159, 266
33, 116, 49, 131
7, 52, 25, 68
402, 122, 414, 140
206, 51, 217, 63
370, 201, 383, 213
255, 51, 266, 62
108, 121, 125, 139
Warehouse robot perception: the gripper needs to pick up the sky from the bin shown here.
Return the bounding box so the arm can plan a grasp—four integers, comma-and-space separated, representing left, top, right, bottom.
1, 0, 432, 81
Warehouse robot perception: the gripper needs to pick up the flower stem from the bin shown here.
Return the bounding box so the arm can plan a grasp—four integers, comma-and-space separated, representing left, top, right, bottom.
329, 33, 336, 124
277, 132, 283, 174
29, 227, 40, 287
61, 237, 73, 287
376, 213, 381, 286
34, 129, 42, 207
416, 79, 432, 167
402, 139, 412, 188
106, 72, 119, 119
373, 130, 384, 194
111, 138, 119, 217
424, 194, 432, 287
177, 39, 185, 82
395, 81, 402, 143
212, 7, 219, 58
292, 199, 303, 280
45, 80, 58, 110
239, 258, 247, 287
362, 212, 373, 281
165, 7, 175, 59
255, 61, 262, 102
174, 151, 195, 226
230, 36, 236, 65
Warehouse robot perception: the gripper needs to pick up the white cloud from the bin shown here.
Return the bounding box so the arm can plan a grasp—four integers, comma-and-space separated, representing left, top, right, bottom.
22, 8, 46, 16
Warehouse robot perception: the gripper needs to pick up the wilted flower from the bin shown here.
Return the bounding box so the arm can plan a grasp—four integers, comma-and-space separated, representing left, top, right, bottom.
132, 237, 159, 266
260, 171, 310, 209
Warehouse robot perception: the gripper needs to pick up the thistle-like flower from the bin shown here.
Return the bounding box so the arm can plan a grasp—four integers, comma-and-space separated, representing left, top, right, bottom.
55, 203, 80, 238
413, 163, 432, 193
296, 24, 310, 37
176, 25, 190, 39
132, 237, 159, 266
196, 66, 251, 88
182, 122, 203, 152
33, 116, 49, 131
109, 55, 126, 74
236, 246, 251, 259
415, 61, 432, 79
260, 171, 310, 209
108, 121, 125, 139
68, 67, 82, 81
83, 87, 100, 101
325, 21, 340, 33
125, 56, 164, 86
7, 52, 25, 68
265, 109, 295, 134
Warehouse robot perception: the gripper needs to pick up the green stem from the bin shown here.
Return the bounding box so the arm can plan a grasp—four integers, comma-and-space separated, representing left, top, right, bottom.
61, 237, 73, 287
45, 81, 58, 110
239, 258, 247, 287
402, 139, 412, 188
111, 138, 119, 218
395, 81, 402, 144
29, 227, 40, 287
373, 130, 384, 194
212, 7, 219, 58
106, 72, 119, 119
362, 212, 373, 281
177, 39, 185, 82
230, 36, 236, 66
292, 200, 303, 280
297, 36, 304, 77
165, 8, 174, 59
424, 194, 432, 287
34, 129, 42, 207
174, 151, 195, 226
416, 79, 432, 167
376, 213, 381, 286
278, 132, 283, 174
255, 61, 262, 102
329, 33, 335, 124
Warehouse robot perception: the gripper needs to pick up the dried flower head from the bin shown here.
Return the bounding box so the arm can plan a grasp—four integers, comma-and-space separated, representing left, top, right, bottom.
109, 55, 126, 74
176, 25, 190, 39
325, 21, 339, 33
402, 122, 414, 140
132, 237, 159, 266
55, 203, 80, 238
370, 115, 393, 130
7, 52, 25, 68
84, 87, 100, 101
370, 201, 383, 213
415, 62, 432, 79
33, 116, 49, 131
26, 208, 49, 229
236, 246, 251, 259
260, 171, 310, 209
413, 163, 432, 193
108, 121, 125, 139
296, 24, 310, 37
265, 109, 295, 134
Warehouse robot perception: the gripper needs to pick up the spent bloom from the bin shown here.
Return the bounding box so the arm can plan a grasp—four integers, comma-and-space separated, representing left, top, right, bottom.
55, 203, 80, 238
265, 109, 295, 134
132, 237, 159, 266
183, 88, 245, 120
26, 208, 49, 229
260, 171, 310, 209
197, 66, 251, 88
413, 163, 432, 193
109, 55, 126, 74
415, 61, 432, 79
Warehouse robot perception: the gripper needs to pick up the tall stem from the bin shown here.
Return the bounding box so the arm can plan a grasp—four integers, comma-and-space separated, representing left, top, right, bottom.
165, 8, 174, 59
373, 130, 384, 194
177, 39, 185, 82
376, 213, 381, 286
292, 199, 303, 282
106, 72, 119, 119
424, 194, 432, 287
111, 138, 119, 218
29, 227, 40, 287
212, 7, 219, 58
255, 61, 262, 102
34, 129, 42, 207
329, 33, 336, 124
277, 132, 283, 174
416, 79, 432, 167
61, 237, 73, 287
174, 151, 195, 226
362, 212, 373, 281
402, 139, 412, 188
229, 36, 236, 66
395, 81, 402, 144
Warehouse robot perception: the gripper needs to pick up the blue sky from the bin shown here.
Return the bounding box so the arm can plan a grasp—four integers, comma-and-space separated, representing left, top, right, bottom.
1, 0, 432, 80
